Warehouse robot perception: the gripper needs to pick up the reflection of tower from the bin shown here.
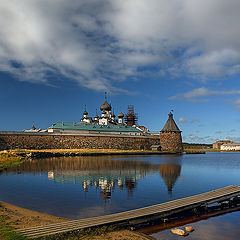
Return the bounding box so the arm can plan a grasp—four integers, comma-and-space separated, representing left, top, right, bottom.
125, 105, 138, 126
159, 164, 181, 194
125, 177, 136, 195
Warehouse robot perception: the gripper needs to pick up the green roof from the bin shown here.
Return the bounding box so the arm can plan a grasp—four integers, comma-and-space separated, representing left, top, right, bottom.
49, 122, 142, 132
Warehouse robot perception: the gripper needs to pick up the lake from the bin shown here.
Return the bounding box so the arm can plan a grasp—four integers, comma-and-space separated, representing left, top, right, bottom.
0, 152, 240, 221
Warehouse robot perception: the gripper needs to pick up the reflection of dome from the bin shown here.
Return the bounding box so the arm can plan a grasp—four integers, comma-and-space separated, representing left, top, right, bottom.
160, 164, 181, 193
100, 190, 111, 200
100, 100, 111, 111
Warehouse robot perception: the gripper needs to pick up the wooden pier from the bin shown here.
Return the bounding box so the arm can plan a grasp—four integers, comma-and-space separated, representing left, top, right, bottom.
17, 185, 240, 239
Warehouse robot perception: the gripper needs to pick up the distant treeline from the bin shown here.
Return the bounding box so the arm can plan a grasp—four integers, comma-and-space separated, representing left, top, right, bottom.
183, 142, 212, 149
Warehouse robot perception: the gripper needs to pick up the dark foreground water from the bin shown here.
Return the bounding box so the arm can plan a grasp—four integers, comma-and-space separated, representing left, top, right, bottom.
148, 211, 240, 240
0, 152, 240, 221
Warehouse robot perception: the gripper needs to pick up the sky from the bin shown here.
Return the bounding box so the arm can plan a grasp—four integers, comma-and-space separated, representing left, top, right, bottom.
0, 0, 240, 143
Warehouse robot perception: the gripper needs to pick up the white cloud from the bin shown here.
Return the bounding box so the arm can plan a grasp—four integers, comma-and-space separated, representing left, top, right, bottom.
191, 119, 200, 123
170, 87, 240, 102
186, 134, 212, 143
1, 0, 240, 91
234, 99, 240, 110
189, 135, 197, 140
178, 117, 187, 123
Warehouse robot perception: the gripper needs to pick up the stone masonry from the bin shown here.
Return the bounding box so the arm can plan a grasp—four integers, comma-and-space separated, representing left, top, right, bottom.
0, 132, 160, 151
160, 132, 183, 152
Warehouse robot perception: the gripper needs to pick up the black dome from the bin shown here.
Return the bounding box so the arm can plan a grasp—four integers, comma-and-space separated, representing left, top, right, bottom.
100, 100, 111, 111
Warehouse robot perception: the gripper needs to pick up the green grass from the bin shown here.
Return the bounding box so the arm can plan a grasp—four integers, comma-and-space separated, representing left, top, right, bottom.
37, 225, 117, 240
0, 215, 27, 240
0, 153, 24, 171
0, 213, 116, 240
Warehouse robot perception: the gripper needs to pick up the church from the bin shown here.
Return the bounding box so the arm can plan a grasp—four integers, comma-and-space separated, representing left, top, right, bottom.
47, 97, 144, 136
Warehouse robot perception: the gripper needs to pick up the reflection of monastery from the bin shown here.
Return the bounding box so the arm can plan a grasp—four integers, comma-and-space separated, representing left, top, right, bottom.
6, 157, 182, 199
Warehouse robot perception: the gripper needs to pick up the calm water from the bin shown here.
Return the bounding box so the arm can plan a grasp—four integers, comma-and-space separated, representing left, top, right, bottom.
0, 152, 240, 220
149, 211, 240, 240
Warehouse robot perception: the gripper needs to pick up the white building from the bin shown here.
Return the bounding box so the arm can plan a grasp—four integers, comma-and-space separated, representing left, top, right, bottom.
220, 143, 240, 151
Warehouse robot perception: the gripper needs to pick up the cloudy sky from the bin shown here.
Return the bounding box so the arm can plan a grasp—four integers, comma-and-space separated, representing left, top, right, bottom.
0, 0, 240, 143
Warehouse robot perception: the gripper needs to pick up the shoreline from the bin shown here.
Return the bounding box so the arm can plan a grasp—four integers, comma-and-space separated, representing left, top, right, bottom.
1, 148, 206, 161
0, 201, 152, 240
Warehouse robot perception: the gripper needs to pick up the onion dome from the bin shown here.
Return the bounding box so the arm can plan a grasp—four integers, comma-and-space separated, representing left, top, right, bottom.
83, 105, 88, 115
118, 112, 124, 118
100, 100, 111, 111
30, 124, 36, 130
94, 113, 98, 118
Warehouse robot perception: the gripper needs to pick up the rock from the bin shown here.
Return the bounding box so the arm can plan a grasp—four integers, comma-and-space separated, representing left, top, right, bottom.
185, 226, 195, 232
170, 228, 189, 236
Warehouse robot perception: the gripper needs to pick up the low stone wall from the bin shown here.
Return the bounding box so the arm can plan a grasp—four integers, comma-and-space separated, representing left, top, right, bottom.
0, 132, 160, 150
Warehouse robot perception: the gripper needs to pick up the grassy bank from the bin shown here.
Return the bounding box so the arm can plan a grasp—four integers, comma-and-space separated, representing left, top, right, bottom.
0, 201, 150, 240
0, 215, 27, 240
9, 148, 163, 154
0, 153, 24, 171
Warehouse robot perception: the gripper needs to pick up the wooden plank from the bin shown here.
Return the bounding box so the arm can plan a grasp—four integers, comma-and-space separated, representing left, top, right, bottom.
17, 188, 239, 235
17, 187, 239, 235
16, 185, 240, 238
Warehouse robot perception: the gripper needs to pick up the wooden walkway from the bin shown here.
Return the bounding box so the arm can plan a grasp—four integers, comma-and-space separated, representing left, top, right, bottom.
17, 185, 240, 239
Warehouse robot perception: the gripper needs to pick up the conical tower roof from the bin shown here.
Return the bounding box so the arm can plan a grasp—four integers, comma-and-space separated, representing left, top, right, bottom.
161, 112, 181, 132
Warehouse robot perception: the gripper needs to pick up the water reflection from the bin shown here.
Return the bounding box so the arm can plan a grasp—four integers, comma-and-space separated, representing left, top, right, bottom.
149, 211, 240, 240
1, 153, 240, 219
160, 164, 181, 193
3, 156, 181, 199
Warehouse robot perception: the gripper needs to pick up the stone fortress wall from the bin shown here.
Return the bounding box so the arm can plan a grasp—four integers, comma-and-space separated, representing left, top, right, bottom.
0, 132, 160, 151
0, 112, 183, 152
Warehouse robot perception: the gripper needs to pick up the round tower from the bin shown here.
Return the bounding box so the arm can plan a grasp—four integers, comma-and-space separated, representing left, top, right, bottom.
160, 112, 183, 153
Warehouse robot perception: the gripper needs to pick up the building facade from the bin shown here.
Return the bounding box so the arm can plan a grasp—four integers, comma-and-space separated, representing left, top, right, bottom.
212, 140, 233, 149
220, 143, 240, 151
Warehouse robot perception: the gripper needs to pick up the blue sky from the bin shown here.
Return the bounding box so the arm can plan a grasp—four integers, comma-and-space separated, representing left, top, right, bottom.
0, 0, 240, 144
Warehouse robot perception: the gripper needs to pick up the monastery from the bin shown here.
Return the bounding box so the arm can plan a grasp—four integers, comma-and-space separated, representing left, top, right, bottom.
48, 98, 143, 136
0, 97, 183, 152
